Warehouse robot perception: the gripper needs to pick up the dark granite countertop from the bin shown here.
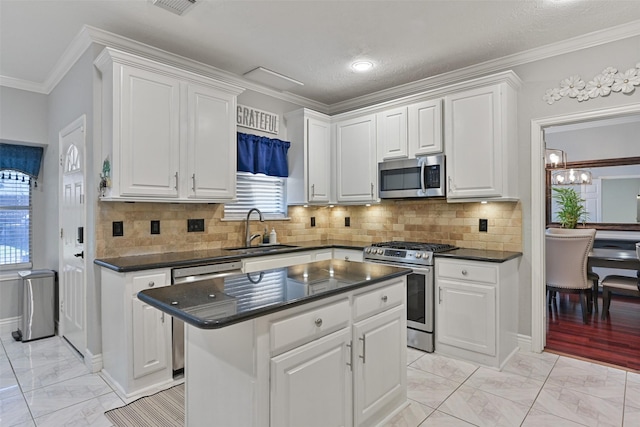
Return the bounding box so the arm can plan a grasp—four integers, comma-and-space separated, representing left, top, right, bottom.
435, 248, 522, 263
94, 240, 366, 272
137, 259, 410, 329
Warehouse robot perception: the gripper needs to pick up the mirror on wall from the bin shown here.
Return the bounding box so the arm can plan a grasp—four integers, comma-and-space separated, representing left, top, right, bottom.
544, 115, 640, 230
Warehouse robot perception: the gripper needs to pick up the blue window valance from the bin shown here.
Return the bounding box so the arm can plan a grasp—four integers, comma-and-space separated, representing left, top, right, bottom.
0, 143, 44, 178
237, 133, 290, 178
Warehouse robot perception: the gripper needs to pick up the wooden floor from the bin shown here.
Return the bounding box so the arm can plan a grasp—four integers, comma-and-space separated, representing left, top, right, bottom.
546, 292, 640, 372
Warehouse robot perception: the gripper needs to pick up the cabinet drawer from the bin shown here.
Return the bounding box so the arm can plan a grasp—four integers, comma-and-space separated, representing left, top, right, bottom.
437, 261, 497, 284
333, 248, 364, 262
271, 299, 350, 354
243, 253, 313, 273
353, 281, 404, 321
132, 272, 169, 294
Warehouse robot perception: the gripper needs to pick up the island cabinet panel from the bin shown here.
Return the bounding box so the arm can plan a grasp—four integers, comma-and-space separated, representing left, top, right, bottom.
353, 305, 405, 427
183, 277, 407, 427
435, 257, 519, 369
271, 328, 353, 427
132, 298, 169, 379
94, 47, 243, 203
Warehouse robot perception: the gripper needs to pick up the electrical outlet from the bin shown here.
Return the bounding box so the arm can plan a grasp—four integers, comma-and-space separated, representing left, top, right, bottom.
187, 218, 205, 232
310, 217, 316, 227
151, 220, 160, 235
345, 217, 350, 227
479, 218, 488, 232
112, 221, 124, 237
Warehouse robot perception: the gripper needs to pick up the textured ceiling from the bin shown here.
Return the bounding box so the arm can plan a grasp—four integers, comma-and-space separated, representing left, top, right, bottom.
1, 0, 640, 106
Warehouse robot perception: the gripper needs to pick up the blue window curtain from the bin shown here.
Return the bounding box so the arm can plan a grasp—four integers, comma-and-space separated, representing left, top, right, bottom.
0, 143, 44, 178
237, 133, 290, 178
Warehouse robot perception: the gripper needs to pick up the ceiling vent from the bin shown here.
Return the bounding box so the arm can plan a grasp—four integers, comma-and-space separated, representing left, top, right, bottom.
151, 0, 197, 16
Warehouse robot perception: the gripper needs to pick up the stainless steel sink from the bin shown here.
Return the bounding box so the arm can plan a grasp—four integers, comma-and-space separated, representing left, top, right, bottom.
224, 244, 298, 255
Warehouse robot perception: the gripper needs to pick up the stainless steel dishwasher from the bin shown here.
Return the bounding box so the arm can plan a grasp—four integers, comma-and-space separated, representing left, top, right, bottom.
171, 260, 242, 374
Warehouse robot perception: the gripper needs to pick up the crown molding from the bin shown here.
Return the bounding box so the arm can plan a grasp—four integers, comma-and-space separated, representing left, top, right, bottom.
327, 19, 640, 114
1, 20, 639, 114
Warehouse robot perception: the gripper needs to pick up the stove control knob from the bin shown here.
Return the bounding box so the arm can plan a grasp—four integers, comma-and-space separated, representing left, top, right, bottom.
377, 249, 384, 255
365, 248, 370, 254
415, 253, 422, 259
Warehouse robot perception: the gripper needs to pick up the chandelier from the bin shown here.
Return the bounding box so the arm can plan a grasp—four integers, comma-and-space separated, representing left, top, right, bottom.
545, 148, 592, 185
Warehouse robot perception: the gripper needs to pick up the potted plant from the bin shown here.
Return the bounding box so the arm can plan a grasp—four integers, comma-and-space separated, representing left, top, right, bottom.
552, 187, 588, 228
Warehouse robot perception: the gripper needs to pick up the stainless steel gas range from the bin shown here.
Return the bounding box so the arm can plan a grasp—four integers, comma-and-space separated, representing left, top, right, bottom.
363, 241, 457, 352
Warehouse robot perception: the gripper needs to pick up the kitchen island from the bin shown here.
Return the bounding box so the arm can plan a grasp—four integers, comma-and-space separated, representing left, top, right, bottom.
138, 259, 411, 427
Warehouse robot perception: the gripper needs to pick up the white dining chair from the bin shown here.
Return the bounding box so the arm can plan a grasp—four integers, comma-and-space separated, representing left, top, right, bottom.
546, 233, 594, 324
546, 228, 599, 312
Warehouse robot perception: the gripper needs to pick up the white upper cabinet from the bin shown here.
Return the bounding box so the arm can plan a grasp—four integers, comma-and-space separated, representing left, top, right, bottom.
377, 106, 408, 161
285, 109, 331, 205
376, 99, 443, 162
186, 83, 237, 200
444, 73, 520, 201
334, 114, 378, 204
95, 47, 244, 203
408, 98, 443, 157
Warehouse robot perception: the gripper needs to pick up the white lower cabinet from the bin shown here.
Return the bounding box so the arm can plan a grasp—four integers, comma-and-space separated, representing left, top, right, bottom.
132, 297, 170, 379
435, 257, 519, 368
333, 248, 364, 262
353, 305, 405, 427
100, 268, 173, 397
185, 277, 407, 427
271, 328, 353, 427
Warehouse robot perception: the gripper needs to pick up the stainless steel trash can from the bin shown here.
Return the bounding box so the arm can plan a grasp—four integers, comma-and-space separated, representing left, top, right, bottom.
17, 269, 56, 342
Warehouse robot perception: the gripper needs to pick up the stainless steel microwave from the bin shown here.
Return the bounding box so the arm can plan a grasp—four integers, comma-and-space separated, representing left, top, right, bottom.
378, 154, 445, 199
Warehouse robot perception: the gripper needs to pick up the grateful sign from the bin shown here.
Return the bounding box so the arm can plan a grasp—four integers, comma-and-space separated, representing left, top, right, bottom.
237, 104, 279, 135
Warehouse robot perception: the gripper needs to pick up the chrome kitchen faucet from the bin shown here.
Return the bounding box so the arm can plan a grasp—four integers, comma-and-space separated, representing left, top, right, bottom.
245, 208, 265, 247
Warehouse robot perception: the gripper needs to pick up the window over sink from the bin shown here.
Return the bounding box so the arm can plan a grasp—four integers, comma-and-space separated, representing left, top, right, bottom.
0, 170, 32, 269
223, 172, 288, 220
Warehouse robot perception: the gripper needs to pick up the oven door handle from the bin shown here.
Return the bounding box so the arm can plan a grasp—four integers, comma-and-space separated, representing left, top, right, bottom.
173, 269, 243, 284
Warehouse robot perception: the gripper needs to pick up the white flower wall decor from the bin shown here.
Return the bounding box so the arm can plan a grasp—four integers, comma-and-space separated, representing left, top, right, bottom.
543, 62, 640, 105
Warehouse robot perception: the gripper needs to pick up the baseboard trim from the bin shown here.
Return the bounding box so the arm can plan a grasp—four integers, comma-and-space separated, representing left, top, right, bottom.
85, 349, 103, 373
518, 334, 533, 353
0, 316, 21, 338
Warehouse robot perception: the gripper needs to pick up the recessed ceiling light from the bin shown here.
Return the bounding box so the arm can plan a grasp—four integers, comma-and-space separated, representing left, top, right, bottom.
351, 61, 374, 72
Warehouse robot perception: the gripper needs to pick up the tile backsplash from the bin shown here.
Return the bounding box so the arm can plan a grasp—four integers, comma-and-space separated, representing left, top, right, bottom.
96, 199, 522, 258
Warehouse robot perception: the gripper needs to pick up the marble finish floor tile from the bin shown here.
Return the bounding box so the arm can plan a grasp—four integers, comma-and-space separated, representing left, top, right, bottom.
407, 366, 462, 409
406, 347, 426, 366
438, 384, 530, 427
625, 371, 640, 409
1, 358, 21, 398
464, 366, 545, 406
501, 349, 558, 381
382, 400, 433, 427
624, 404, 640, 427
546, 356, 627, 401
410, 353, 478, 383
532, 383, 624, 427
23, 374, 112, 419
34, 392, 123, 427
0, 392, 34, 427
421, 410, 478, 426
3, 338, 80, 371
521, 408, 588, 426
14, 355, 90, 393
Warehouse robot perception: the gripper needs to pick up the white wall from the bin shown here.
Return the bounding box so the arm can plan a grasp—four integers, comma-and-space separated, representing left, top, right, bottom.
0, 86, 49, 334
512, 35, 640, 337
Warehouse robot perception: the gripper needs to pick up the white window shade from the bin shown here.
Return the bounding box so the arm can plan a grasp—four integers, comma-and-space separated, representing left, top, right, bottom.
0, 171, 32, 268
224, 172, 287, 220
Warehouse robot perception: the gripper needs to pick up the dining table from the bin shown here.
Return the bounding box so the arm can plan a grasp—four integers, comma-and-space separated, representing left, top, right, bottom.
589, 248, 640, 271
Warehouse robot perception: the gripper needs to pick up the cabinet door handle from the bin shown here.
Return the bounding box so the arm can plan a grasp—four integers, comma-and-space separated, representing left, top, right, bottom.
344, 256, 350, 261
448, 176, 453, 192
370, 182, 374, 198
191, 174, 196, 192
314, 318, 323, 327
461, 269, 468, 276
311, 183, 315, 198
148, 281, 155, 287
359, 336, 366, 363
174, 172, 179, 190
161, 313, 165, 323
381, 295, 388, 303
439, 287, 442, 304
346, 341, 352, 370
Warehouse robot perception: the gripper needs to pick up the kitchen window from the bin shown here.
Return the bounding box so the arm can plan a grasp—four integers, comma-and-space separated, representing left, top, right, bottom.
0, 170, 32, 269
224, 172, 287, 220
